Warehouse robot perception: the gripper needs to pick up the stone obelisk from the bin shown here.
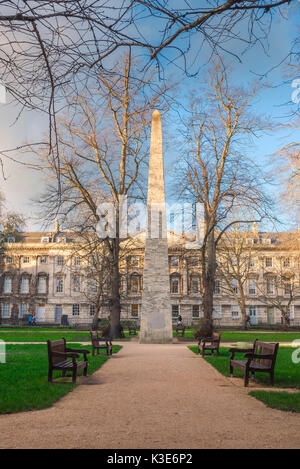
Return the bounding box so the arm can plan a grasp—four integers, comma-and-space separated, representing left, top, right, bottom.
139, 110, 173, 343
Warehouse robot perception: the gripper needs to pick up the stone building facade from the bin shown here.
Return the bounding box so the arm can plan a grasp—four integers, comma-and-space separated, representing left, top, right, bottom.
0, 225, 300, 327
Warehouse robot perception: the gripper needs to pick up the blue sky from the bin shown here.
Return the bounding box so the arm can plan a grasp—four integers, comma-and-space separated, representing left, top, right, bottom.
0, 5, 298, 231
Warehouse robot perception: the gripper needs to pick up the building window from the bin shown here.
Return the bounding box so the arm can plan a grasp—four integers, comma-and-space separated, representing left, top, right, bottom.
56, 277, 63, 293
170, 256, 179, 267
249, 279, 256, 295
191, 276, 199, 294
4, 276, 12, 293
130, 275, 140, 293
266, 278, 274, 294
231, 305, 240, 319
38, 277, 47, 294
265, 257, 273, 267
231, 279, 238, 294
283, 258, 290, 267
284, 282, 291, 295
89, 278, 98, 293
190, 257, 199, 266
1, 303, 10, 318
248, 257, 255, 268
214, 279, 220, 295
213, 305, 222, 319
21, 277, 29, 294
73, 276, 80, 292
89, 305, 95, 316
192, 305, 200, 318
74, 257, 81, 266
23, 257, 30, 264
172, 305, 179, 318
72, 304, 80, 316
7, 236, 15, 243
40, 256, 47, 264
171, 277, 179, 294
5, 256, 12, 264
19, 303, 27, 318
131, 304, 139, 317
57, 256, 64, 266
130, 256, 139, 267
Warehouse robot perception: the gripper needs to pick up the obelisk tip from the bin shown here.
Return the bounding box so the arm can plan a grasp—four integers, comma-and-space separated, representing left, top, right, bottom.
152, 109, 161, 119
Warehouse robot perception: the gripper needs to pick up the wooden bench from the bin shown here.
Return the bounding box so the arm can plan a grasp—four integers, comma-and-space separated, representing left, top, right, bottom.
198, 332, 221, 357
128, 326, 137, 336
47, 338, 89, 383
229, 339, 279, 387
90, 331, 112, 356
175, 326, 186, 337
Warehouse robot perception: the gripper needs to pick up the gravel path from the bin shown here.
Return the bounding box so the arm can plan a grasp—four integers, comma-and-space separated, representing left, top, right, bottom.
1, 343, 300, 449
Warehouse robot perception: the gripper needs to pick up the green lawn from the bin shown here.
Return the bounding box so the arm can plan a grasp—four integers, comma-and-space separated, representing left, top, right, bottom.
249, 391, 300, 413
189, 345, 300, 412
177, 330, 300, 343
0, 331, 132, 342
189, 346, 300, 388
0, 344, 122, 414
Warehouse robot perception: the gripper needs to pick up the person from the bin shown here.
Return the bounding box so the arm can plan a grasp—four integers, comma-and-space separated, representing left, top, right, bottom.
246, 314, 251, 329
177, 315, 183, 326
28, 313, 33, 327
32, 313, 37, 326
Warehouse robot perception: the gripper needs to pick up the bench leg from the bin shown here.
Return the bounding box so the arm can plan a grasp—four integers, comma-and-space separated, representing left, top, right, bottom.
72, 367, 77, 384
270, 371, 274, 386
229, 362, 233, 378
244, 368, 250, 387
92, 347, 95, 356
48, 369, 53, 383
84, 363, 88, 377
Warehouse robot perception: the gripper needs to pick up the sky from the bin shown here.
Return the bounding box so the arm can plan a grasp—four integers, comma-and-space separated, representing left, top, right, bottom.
0, 4, 299, 232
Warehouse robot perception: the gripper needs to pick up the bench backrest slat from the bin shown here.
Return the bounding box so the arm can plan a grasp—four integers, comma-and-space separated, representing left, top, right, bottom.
253, 340, 279, 368
47, 338, 66, 365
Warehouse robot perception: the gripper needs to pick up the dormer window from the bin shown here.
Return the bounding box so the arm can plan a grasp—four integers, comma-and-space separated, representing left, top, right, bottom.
41, 236, 50, 243
57, 237, 66, 243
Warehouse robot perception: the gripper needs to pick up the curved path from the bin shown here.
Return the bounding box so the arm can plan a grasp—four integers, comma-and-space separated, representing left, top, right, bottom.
1, 343, 300, 449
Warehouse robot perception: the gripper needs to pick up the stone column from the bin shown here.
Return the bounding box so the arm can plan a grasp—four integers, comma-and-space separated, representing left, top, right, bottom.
139, 110, 173, 343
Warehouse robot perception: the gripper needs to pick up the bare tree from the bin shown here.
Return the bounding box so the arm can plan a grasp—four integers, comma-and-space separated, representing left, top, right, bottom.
0, 0, 296, 170
176, 61, 273, 332
256, 244, 300, 330
216, 221, 255, 329
34, 53, 170, 337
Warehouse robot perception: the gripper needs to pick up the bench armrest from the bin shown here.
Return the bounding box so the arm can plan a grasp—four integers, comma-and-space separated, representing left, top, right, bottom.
52, 351, 80, 359
66, 348, 90, 360
229, 348, 253, 359
244, 353, 274, 360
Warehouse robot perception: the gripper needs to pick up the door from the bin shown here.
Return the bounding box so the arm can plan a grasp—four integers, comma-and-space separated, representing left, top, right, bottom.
36, 304, 45, 322
54, 305, 62, 323
249, 306, 258, 325
267, 307, 275, 325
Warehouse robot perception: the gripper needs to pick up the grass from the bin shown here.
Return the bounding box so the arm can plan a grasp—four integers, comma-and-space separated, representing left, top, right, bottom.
177, 330, 300, 343
0, 331, 132, 342
189, 346, 300, 389
0, 343, 122, 414
189, 345, 300, 412
249, 391, 300, 413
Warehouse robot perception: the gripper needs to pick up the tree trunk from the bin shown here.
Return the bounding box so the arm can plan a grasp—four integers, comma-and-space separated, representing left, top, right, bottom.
202, 227, 216, 335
